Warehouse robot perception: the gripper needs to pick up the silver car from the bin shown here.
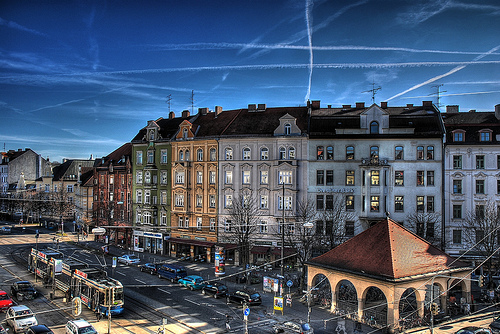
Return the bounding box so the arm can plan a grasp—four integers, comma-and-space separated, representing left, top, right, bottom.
272, 321, 314, 334
6, 305, 38, 333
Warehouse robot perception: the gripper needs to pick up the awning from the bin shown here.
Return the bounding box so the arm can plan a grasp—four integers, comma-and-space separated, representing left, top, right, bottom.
271, 247, 295, 257
168, 237, 215, 248
251, 246, 270, 254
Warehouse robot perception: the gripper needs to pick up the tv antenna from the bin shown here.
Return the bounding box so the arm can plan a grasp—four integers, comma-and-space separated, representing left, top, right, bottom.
362, 82, 381, 104
190, 90, 195, 114
165, 94, 172, 113
429, 84, 446, 108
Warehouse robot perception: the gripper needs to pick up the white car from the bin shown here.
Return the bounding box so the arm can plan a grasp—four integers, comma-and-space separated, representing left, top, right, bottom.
65, 319, 98, 334
6, 305, 38, 333
117, 254, 140, 265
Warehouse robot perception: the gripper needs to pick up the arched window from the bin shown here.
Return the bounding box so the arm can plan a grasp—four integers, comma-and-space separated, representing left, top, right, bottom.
183, 128, 188, 139
284, 123, 291, 135
210, 148, 216, 161
225, 148, 233, 160
179, 150, 184, 161
185, 150, 190, 161
326, 146, 333, 160
243, 147, 251, 160
288, 147, 295, 160
370, 121, 379, 134
260, 147, 269, 160
279, 147, 286, 160
197, 149, 203, 161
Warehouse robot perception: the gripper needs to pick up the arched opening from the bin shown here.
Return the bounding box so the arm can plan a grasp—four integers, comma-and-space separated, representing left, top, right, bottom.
336, 280, 358, 315
399, 288, 419, 326
311, 274, 332, 308
370, 121, 379, 134
363, 286, 387, 327
448, 279, 465, 316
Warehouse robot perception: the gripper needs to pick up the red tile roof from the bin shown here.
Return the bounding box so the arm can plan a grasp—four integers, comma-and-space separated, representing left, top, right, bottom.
309, 218, 469, 279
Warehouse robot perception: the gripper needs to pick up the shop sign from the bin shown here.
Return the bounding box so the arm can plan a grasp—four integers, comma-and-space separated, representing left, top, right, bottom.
144, 232, 162, 238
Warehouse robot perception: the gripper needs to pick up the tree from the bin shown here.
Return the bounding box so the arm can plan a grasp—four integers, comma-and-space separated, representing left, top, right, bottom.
406, 212, 442, 247
461, 200, 500, 277
222, 189, 260, 268
318, 193, 355, 251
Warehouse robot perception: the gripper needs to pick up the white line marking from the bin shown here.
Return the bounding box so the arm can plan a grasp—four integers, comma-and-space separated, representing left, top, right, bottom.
158, 288, 171, 294
186, 299, 200, 306
116, 271, 126, 276
135, 279, 147, 284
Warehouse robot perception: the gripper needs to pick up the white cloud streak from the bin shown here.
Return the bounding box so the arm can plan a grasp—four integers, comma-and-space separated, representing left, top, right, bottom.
304, 0, 314, 102
0, 17, 47, 37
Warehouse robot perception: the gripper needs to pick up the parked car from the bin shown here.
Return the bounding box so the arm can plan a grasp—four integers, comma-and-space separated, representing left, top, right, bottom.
201, 282, 228, 299
0, 290, 14, 311
11, 281, 37, 301
272, 321, 314, 334
117, 254, 140, 265
178, 275, 206, 290
27, 324, 54, 334
65, 319, 98, 334
456, 327, 492, 334
226, 289, 262, 306
491, 317, 500, 334
6, 305, 38, 333
0, 226, 11, 234
139, 262, 161, 275
157, 263, 188, 282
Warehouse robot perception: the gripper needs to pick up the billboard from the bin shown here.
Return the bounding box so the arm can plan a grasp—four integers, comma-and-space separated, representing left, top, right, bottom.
215, 245, 225, 276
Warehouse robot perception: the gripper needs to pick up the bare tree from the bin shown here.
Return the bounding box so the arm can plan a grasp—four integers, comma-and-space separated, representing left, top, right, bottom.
406, 212, 442, 246
222, 189, 260, 268
461, 200, 500, 277
318, 193, 355, 251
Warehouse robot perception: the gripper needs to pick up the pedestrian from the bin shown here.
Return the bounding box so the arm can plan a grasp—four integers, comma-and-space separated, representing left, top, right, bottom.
225, 313, 231, 331
95, 310, 102, 321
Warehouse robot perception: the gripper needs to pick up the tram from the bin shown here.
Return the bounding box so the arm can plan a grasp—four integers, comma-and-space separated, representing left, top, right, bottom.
28, 248, 124, 316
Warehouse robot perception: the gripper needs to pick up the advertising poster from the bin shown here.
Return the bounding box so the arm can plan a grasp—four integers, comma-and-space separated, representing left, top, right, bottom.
263, 277, 279, 293
215, 245, 225, 276
273, 296, 284, 315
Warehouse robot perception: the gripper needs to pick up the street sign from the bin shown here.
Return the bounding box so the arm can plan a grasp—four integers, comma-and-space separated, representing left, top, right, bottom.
112, 257, 117, 268
162, 318, 168, 325
243, 307, 250, 316
286, 280, 293, 287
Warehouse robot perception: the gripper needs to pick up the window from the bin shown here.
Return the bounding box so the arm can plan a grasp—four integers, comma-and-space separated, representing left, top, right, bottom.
185, 150, 190, 161
316, 195, 324, 210
370, 121, 379, 134
179, 150, 184, 161
476, 179, 485, 194
260, 170, 269, 184
182, 128, 188, 139
225, 171, 233, 184
453, 131, 464, 142
161, 171, 168, 184
279, 171, 292, 184
416, 171, 424, 186
225, 148, 233, 160
260, 195, 268, 209
453, 180, 462, 194
284, 123, 291, 135
136, 171, 143, 184
416, 196, 424, 212
260, 147, 269, 160
145, 171, 151, 184
242, 171, 251, 184
326, 170, 334, 186
197, 217, 203, 230
417, 146, 424, 160
317, 146, 324, 160
210, 148, 216, 161
225, 194, 233, 208
480, 130, 491, 142
196, 171, 202, 184
370, 146, 379, 160
175, 193, 184, 207
476, 205, 485, 219
427, 196, 434, 212
224, 219, 231, 232
476, 229, 485, 244
326, 146, 334, 160
175, 171, 185, 184
326, 195, 334, 210
243, 147, 251, 160
453, 205, 462, 219
67, 185, 73, 193
209, 171, 216, 184
346, 146, 354, 160
279, 196, 292, 210
136, 210, 142, 224
196, 195, 202, 207
209, 195, 216, 208
178, 216, 183, 227
161, 191, 167, 204
453, 155, 462, 169
147, 150, 154, 164
210, 218, 216, 231
476, 155, 485, 169
161, 212, 167, 225
427, 171, 434, 186
143, 211, 151, 224
144, 190, 150, 204
288, 147, 295, 159
345, 221, 355, 237
453, 229, 462, 244
197, 149, 203, 161
498, 180, 500, 194
395, 196, 404, 212
370, 196, 379, 212
161, 150, 168, 164
279, 147, 286, 160
346, 195, 354, 211
136, 151, 143, 164
427, 146, 434, 160
370, 170, 380, 186
395, 146, 403, 160
259, 220, 268, 233
346, 170, 355, 185
497, 155, 500, 169
395, 171, 404, 186
316, 170, 324, 185
184, 216, 189, 228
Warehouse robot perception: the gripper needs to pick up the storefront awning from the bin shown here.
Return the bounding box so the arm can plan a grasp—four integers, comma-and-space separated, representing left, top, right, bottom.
251, 246, 270, 254
271, 247, 295, 257
168, 237, 215, 248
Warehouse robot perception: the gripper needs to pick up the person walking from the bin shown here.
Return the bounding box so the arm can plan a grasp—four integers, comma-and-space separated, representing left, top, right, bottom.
95, 309, 102, 322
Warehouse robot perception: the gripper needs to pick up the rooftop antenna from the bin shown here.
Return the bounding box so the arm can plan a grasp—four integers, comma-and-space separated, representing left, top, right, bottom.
362, 82, 381, 104
165, 94, 172, 113
430, 84, 446, 109
190, 90, 195, 114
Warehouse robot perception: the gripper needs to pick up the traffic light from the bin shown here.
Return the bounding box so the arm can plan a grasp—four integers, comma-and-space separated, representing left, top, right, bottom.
479, 275, 484, 287
430, 302, 439, 315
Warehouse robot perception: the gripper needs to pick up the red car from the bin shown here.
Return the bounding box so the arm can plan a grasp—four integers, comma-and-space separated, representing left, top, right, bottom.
0, 290, 14, 311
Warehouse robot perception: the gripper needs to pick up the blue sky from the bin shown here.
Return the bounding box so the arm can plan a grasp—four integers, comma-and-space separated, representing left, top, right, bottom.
1, 0, 499, 163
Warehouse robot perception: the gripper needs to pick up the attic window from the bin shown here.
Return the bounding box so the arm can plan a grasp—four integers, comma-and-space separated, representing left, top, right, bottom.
149, 130, 155, 141
183, 128, 188, 139
284, 123, 291, 135
479, 129, 492, 142
370, 121, 379, 134
452, 130, 465, 142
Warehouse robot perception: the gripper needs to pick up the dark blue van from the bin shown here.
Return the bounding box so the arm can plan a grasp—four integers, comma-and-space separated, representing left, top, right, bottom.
157, 263, 187, 282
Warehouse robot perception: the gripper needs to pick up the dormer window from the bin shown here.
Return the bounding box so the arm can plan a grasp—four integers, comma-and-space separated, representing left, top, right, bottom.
479, 129, 492, 142
284, 123, 291, 135
370, 121, 379, 134
183, 128, 188, 139
149, 130, 155, 141
453, 130, 465, 142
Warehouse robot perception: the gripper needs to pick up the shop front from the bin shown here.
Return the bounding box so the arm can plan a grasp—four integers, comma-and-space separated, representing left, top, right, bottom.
168, 237, 215, 263
133, 230, 163, 254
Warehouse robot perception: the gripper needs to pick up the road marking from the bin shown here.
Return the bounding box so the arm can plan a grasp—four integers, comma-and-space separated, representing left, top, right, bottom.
158, 288, 171, 294
135, 279, 147, 284
116, 271, 126, 276
186, 299, 200, 306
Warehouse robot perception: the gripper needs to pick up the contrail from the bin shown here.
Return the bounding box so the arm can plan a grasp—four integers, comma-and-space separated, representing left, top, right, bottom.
387, 44, 500, 101
403, 90, 500, 99
304, 0, 314, 102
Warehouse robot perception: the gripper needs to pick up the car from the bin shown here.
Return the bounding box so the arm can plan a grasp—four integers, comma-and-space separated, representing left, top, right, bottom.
11, 281, 37, 301
65, 319, 98, 334
272, 321, 314, 334
178, 275, 206, 290
157, 263, 188, 282
201, 282, 228, 299
6, 305, 38, 333
491, 318, 500, 334
117, 254, 140, 265
456, 327, 492, 334
0, 226, 11, 234
0, 324, 8, 334
0, 290, 14, 311
27, 324, 54, 334
226, 289, 262, 306
139, 262, 161, 275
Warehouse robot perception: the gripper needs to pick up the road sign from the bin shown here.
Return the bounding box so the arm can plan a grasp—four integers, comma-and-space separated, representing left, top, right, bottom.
244, 307, 250, 316
286, 280, 293, 287
72, 297, 82, 316
112, 257, 117, 268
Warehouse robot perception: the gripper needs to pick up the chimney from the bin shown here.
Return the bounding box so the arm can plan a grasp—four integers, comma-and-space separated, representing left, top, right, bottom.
423, 101, 433, 107
169, 111, 175, 119
327, 105, 332, 109
469, 109, 476, 113
380, 102, 387, 108
257, 104, 266, 111
495, 104, 500, 120
181, 110, 190, 118
446, 105, 459, 113
198, 107, 209, 115
356, 102, 365, 109
406, 104, 414, 108
248, 104, 257, 112
342, 105, 351, 109
215, 106, 223, 117
311, 100, 320, 109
